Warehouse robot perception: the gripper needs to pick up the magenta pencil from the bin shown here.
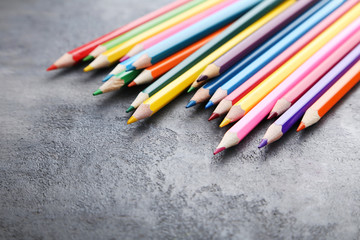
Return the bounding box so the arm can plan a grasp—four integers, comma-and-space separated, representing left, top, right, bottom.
121, 0, 238, 61
210, 0, 359, 121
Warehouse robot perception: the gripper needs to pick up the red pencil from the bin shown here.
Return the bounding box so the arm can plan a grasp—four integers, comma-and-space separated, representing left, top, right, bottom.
47, 0, 192, 71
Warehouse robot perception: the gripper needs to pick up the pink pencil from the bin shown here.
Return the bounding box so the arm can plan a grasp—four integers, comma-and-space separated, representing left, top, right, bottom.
120, 0, 238, 61
214, 16, 360, 154
209, 0, 359, 121
268, 31, 360, 119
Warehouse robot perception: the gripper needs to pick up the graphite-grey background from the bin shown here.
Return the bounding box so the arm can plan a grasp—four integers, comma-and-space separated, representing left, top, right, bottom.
1, 0, 359, 239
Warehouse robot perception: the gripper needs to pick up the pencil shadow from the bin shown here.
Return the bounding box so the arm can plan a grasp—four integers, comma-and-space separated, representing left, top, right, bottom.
46, 61, 89, 79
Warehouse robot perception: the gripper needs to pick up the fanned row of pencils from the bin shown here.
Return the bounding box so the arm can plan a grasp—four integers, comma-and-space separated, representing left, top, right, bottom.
48, 0, 360, 155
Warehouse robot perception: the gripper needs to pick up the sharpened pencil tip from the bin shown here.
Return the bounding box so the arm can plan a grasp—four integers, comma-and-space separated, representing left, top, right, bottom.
197, 75, 208, 82
258, 139, 268, 148
213, 147, 226, 155
127, 116, 138, 124
102, 74, 114, 82
120, 55, 130, 62
128, 81, 137, 87
205, 101, 214, 109
83, 55, 94, 62
93, 89, 103, 96
187, 86, 196, 93
186, 100, 196, 108
219, 118, 231, 128
83, 65, 94, 72
267, 112, 278, 120
46, 64, 57, 71
297, 122, 306, 132
126, 106, 135, 113
208, 113, 219, 121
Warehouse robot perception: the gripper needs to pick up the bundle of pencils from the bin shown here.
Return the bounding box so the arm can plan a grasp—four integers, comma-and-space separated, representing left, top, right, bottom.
48, 0, 360, 155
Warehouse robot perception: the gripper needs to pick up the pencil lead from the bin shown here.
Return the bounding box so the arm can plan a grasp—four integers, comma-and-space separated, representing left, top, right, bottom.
92, 89, 103, 96
102, 74, 114, 82
197, 75, 208, 82
205, 101, 214, 109
187, 86, 196, 93
258, 139, 268, 148
120, 55, 130, 62
126, 106, 135, 113
83, 65, 94, 72
186, 100, 197, 108
127, 116, 138, 124
213, 147, 225, 155
83, 55, 94, 62
128, 81, 137, 87
208, 113, 219, 121
219, 118, 231, 128
297, 122, 306, 132
267, 112, 278, 120
46, 64, 57, 71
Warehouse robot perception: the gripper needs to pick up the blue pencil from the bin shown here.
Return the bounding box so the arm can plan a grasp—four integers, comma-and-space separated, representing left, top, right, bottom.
206, 0, 345, 108
124, 0, 262, 71
186, 0, 332, 108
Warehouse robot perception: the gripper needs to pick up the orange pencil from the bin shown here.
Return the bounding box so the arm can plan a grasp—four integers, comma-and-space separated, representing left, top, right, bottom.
129, 26, 227, 87
299, 59, 360, 130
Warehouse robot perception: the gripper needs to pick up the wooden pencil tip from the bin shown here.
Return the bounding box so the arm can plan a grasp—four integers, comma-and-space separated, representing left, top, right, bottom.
197, 75, 208, 83
219, 118, 231, 128
127, 116, 138, 124
213, 147, 226, 155
46, 64, 57, 71
83, 55, 94, 62
267, 112, 278, 120
297, 122, 306, 132
126, 106, 135, 113
83, 65, 94, 72
258, 139, 268, 149
187, 86, 196, 93
186, 100, 196, 108
208, 113, 219, 121
128, 81, 137, 87
93, 89, 103, 96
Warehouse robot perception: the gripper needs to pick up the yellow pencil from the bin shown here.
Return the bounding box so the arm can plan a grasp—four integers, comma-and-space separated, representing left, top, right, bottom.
127, 0, 296, 124
83, 0, 225, 72
220, 2, 360, 127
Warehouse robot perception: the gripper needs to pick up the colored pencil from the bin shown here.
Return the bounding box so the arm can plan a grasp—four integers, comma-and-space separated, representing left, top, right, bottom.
126, 0, 281, 112
121, 0, 237, 62
84, 0, 225, 71
221, 13, 360, 128
210, 0, 358, 121
128, 26, 225, 88
206, 0, 342, 113
196, 0, 317, 83
186, 0, 332, 108
93, 70, 142, 96
127, 1, 297, 123
84, 0, 205, 61
47, 0, 193, 71
126, 0, 263, 71
269, 23, 360, 119
299, 59, 360, 130
214, 8, 360, 155
259, 43, 360, 148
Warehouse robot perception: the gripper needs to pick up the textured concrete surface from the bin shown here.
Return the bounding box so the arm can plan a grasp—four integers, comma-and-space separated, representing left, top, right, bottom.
1, 0, 360, 239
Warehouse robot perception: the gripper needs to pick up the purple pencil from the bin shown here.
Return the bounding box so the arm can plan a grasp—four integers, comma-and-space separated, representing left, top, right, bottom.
196, 0, 317, 82
259, 43, 360, 148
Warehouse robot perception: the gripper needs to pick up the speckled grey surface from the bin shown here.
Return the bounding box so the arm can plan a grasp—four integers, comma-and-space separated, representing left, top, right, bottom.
1, 0, 360, 239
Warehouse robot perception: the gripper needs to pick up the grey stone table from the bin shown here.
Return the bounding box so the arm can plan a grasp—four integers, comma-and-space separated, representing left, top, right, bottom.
1, 0, 359, 239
